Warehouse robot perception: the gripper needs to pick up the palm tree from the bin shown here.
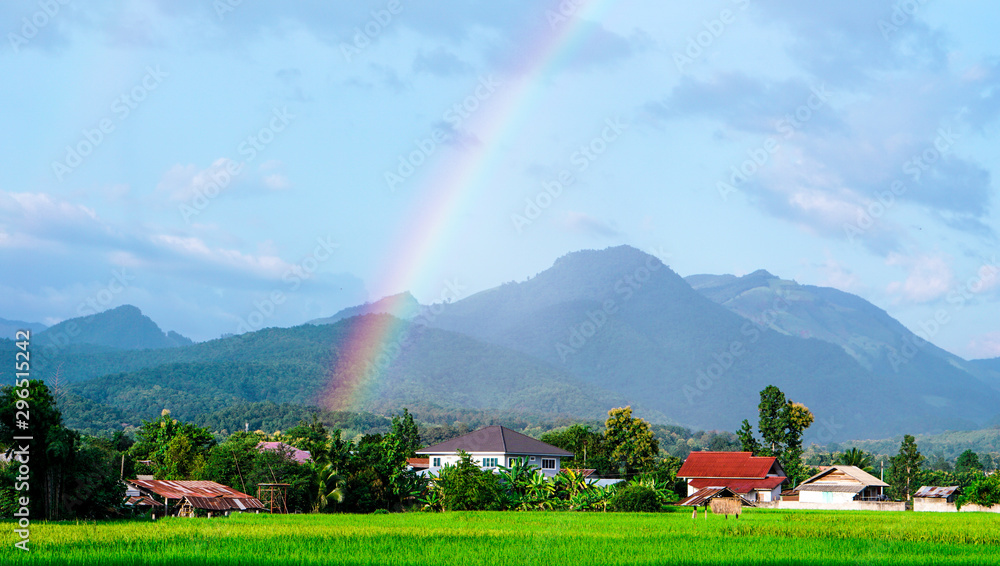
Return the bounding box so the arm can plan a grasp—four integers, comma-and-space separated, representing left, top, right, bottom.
837, 447, 873, 471
311, 462, 346, 512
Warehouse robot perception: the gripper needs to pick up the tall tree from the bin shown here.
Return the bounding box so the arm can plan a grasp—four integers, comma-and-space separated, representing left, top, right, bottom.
888, 434, 924, 501
955, 450, 983, 475
604, 406, 658, 476
129, 409, 215, 480
736, 419, 760, 454
757, 385, 787, 456
738, 385, 813, 485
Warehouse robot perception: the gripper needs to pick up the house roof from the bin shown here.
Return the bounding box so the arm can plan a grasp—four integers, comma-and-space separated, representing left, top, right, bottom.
677, 486, 753, 507
415, 426, 573, 457
258, 441, 312, 464
689, 476, 786, 494
915, 486, 959, 498
182, 495, 265, 511
127, 479, 257, 501
795, 465, 889, 491
407, 458, 430, 469
124, 495, 162, 508
677, 451, 780, 479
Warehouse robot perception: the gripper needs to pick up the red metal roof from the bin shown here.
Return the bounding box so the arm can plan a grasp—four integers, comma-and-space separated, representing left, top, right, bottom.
689, 476, 786, 494
407, 458, 430, 468
677, 451, 778, 479
128, 480, 256, 501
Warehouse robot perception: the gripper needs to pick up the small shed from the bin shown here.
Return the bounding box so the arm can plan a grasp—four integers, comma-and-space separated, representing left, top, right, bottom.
127, 479, 266, 518
913, 486, 959, 512
677, 486, 752, 518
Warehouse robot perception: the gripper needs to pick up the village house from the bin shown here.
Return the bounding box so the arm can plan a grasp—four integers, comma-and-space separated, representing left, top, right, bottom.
794, 465, 888, 504
258, 441, 312, 464
913, 486, 959, 512
416, 425, 572, 477
677, 451, 786, 503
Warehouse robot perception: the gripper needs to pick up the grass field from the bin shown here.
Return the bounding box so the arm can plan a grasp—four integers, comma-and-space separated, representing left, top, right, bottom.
3, 509, 999, 565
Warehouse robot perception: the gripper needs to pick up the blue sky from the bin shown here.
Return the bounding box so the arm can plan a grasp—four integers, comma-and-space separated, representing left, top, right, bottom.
1, 0, 998, 358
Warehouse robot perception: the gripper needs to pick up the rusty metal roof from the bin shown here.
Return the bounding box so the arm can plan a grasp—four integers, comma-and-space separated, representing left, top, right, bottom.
128, 479, 256, 500
677, 486, 753, 507
124, 496, 163, 507
914, 486, 959, 498
677, 452, 780, 479
182, 496, 265, 511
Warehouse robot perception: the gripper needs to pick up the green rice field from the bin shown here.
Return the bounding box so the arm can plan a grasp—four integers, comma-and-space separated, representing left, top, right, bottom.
3, 509, 999, 565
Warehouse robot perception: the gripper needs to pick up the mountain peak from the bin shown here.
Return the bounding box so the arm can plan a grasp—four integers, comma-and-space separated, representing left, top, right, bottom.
37, 305, 192, 350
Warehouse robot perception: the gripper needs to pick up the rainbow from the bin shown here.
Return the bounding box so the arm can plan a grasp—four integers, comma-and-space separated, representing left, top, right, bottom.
320, 0, 618, 411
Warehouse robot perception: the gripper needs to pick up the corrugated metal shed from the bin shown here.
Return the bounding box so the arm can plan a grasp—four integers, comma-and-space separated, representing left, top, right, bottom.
677, 452, 780, 479
915, 486, 959, 498
183, 496, 265, 511
128, 479, 256, 500
124, 496, 162, 508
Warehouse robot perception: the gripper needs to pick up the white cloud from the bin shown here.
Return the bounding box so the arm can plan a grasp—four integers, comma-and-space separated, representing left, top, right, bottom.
966, 331, 1000, 359
885, 252, 954, 303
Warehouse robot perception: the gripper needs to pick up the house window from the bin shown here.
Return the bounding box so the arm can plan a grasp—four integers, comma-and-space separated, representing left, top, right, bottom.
432, 457, 441, 467
541, 458, 556, 470
508, 457, 522, 467
482, 457, 498, 468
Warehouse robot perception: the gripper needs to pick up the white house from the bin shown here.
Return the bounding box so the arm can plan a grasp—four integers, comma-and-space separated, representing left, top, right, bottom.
795, 465, 888, 503
416, 425, 573, 477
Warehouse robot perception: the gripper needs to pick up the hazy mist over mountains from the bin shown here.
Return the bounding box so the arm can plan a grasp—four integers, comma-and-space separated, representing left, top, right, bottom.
5, 246, 999, 442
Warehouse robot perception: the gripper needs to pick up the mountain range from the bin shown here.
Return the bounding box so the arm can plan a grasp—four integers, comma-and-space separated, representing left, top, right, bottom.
3, 246, 999, 442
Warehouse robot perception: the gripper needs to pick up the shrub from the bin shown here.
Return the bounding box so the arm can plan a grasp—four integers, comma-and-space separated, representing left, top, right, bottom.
611, 484, 660, 512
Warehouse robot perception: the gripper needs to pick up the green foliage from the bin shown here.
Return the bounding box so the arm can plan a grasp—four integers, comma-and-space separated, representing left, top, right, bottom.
836, 447, 873, 471
605, 406, 658, 476
888, 434, 924, 501
0, 380, 125, 520
956, 473, 1000, 510
739, 385, 814, 485
129, 410, 214, 480
954, 449, 983, 474
435, 452, 504, 511
610, 484, 660, 512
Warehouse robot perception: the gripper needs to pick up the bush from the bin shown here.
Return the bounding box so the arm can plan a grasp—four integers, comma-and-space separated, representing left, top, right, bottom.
437, 452, 504, 511
611, 484, 660, 512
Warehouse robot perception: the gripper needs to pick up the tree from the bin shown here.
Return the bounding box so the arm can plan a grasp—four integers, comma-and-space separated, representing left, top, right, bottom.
435, 451, 503, 511
604, 407, 658, 476
0, 380, 124, 520
837, 447, 873, 471
888, 434, 924, 501
738, 385, 814, 485
129, 410, 214, 480
956, 473, 1000, 510
540, 424, 613, 475
757, 385, 787, 456
390, 408, 421, 459
954, 450, 983, 475
736, 420, 760, 454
